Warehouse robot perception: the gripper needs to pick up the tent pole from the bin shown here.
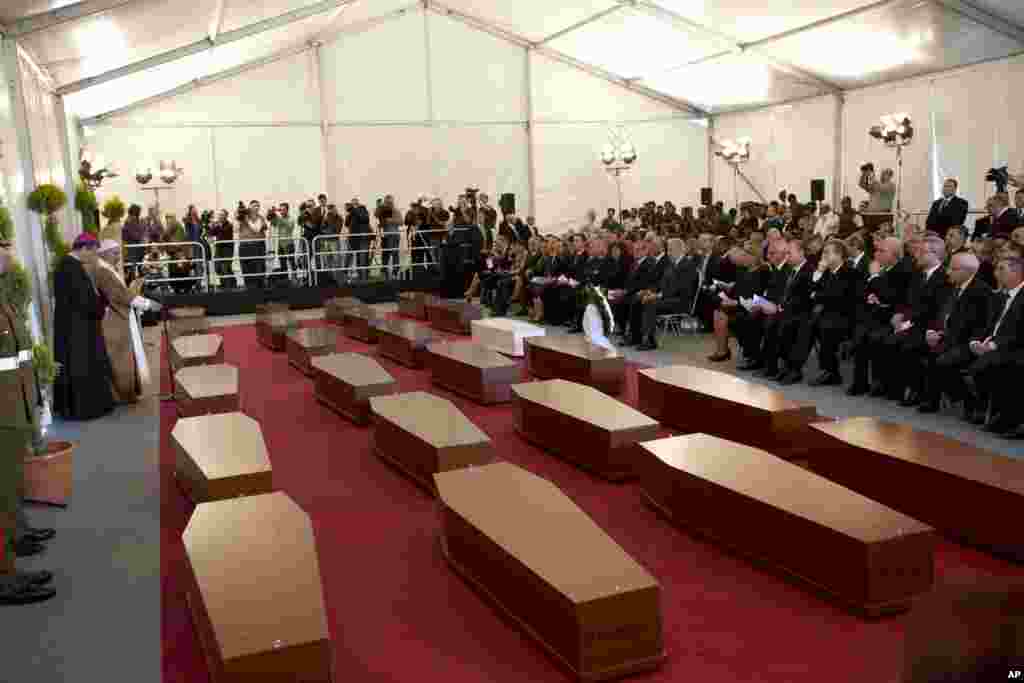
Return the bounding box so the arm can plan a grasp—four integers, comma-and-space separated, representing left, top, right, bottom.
313, 45, 330, 196
54, 94, 80, 235
833, 93, 844, 209
524, 48, 537, 221
422, 3, 440, 199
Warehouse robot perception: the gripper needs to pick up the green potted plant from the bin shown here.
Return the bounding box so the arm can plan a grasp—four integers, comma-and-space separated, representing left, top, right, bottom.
22, 342, 73, 505
75, 182, 99, 236
26, 183, 69, 273
100, 195, 125, 242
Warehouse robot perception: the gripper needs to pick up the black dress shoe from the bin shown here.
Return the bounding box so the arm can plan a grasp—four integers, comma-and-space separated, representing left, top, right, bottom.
917, 401, 940, 414
0, 578, 56, 605
808, 372, 842, 387
22, 528, 55, 543
778, 371, 802, 386
753, 366, 779, 379
846, 383, 868, 397
17, 570, 53, 586
984, 417, 1016, 435
567, 326, 583, 334
737, 359, 763, 371
899, 392, 921, 408
869, 382, 887, 397
636, 342, 658, 351
969, 410, 988, 426
707, 351, 732, 363
14, 538, 44, 558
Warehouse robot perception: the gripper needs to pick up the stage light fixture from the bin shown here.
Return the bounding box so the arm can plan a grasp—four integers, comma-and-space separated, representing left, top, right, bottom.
871, 114, 913, 147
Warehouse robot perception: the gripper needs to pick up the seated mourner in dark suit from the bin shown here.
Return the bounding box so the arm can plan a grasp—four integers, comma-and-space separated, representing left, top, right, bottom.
962, 256, 1024, 433
568, 238, 622, 333
914, 250, 992, 414
924, 179, 969, 239
874, 235, 952, 404
780, 240, 858, 385
612, 237, 667, 338
749, 237, 816, 378
628, 238, 698, 351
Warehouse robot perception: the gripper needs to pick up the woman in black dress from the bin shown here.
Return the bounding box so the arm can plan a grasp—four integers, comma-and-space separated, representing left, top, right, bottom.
52, 233, 115, 420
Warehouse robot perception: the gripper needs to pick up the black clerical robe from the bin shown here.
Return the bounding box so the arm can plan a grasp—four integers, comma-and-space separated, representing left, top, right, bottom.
52, 254, 115, 420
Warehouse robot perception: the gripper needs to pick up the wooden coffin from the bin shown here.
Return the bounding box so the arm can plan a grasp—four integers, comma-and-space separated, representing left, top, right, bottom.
435, 462, 664, 681
512, 380, 660, 481
640, 434, 935, 616
471, 318, 546, 357
637, 365, 822, 460
525, 335, 625, 395
170, 334, 224, 372
167, 306, 209, 341
172, 412, 273, 503
397, 291, 433, 320
426, 299, 482, 335
256, 305, 298, 352
426, 341, 521, 405
373, 318, 436, 368
341, 305, 385, 343
287, 327, 339, 377
312, 353, 397, 425
370, 391, 493, 492
324, 297, 361, 325
803, 418, 1024, 562
183, 492, 332, 683
174, 364, 240, 418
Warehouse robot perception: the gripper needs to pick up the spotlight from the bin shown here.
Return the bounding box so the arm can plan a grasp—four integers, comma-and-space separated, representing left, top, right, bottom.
135, 163, 153, 185
871, 114, 913, 147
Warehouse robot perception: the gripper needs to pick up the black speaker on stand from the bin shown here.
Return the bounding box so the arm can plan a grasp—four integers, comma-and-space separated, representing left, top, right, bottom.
700, 188, 713, 206
499, 193, 516, 216
811, 179, 826, 203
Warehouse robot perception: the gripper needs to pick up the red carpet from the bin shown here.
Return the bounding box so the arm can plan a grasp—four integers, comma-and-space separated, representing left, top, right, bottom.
160, 321, 1024, 682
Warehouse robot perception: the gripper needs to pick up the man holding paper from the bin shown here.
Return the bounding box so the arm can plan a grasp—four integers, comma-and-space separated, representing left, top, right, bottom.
733, 241, 790, 370
755, 237, 817, 380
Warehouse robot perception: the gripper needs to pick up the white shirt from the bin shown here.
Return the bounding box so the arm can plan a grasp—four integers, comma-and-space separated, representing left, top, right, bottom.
813, 213, 838, 237
992, 282, 1023, 337
924, 263, 942, 281
851, 252, 865, 270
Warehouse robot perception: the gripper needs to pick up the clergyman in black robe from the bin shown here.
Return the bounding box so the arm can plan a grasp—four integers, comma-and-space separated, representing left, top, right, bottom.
52, 233, 115, 421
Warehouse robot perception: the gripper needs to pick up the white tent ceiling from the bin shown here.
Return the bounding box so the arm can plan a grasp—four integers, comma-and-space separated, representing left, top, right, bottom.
2, 0, 1023, 119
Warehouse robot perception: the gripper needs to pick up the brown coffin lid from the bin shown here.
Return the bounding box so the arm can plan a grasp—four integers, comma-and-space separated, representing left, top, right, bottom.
172, 413, 270, 480
287, 327, 338, 349
526, 334, 621, 360
639, 365, 813, 414
175, 364, 238, 399
436, 462, 657, 603
372, 318, 435, 341
370, 391, 488, 449
512, 380, 657, 432
183, 492, 328, 660
426, 341, 518, 369
641, 434, 932, 543
312, 353, 394, 386
169, 306, 206, 319
811, 417, 1024, 495
172, 334, 223, 360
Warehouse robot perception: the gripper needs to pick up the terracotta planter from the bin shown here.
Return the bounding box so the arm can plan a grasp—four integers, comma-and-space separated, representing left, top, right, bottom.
23, 440, 74, 506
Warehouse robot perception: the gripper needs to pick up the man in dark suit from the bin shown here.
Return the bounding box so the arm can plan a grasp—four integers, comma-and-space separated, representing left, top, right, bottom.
632, 238, 698, 351
964, 256, 1024, 432
568, 238, 619, 333
847, 236, 912, 396
980, 194, 1017, 240
1014, 189, 1024, 226
735, 240, 791, 370
875, 235, 952, 404
917, 251, 992, 413
754, 237, 815, 379
925, 179, 969, 239
618, 236, 667, 343
845, 232, 870, 280
784, 240, 859, 386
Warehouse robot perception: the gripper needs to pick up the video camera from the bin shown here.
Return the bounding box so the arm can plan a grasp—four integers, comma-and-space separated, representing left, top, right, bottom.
986, 167, 1010, 194
860, 162, 875, 174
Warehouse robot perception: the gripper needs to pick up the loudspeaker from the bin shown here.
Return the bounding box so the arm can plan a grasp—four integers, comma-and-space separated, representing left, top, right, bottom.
499, 193, 516, 216
700, 188, 712, 206
811, 179, 826, 202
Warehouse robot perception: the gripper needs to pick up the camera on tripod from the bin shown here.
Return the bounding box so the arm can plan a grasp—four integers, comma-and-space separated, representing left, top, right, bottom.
986, 167, 1010, 194
860, 162, 875, 174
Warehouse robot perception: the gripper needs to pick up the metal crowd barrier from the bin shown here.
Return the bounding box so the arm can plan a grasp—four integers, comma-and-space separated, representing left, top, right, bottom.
207, 236, 312, 288
122, 240, 209, 292
310, 228, 450, 285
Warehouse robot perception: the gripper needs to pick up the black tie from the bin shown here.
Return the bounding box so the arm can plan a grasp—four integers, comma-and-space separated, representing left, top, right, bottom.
992, 292, 1012, 336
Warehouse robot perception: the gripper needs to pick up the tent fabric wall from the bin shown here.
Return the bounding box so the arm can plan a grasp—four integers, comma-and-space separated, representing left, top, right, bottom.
712, 95, 838, 208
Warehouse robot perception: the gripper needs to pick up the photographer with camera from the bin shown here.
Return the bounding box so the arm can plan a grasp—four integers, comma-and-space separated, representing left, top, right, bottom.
269, 202, 298, 285
374, 195, 401, 280
207, 209, 236, 289
318, 204, 344, 284
858, 162, 896, 231
344, 198, 371, 281
405, 197, 430, 276
238, 200, 268, 288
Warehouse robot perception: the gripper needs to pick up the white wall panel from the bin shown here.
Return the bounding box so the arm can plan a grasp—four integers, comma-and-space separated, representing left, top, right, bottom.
320, 11, 428, 123
843, 80, 933, 215
620, 119, 708, 209
327, 125, 437, 209
530, 52, 679, 123
213, 127, 323, 208
434, 124, 530, 213
428, 13, 525, 123
112, 51, 319, 126
714, 95, 837, 207
89, 126, 218, 215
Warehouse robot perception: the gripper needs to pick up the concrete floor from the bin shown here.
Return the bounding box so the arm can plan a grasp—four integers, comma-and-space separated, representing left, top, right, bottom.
2, 307, 1020, 683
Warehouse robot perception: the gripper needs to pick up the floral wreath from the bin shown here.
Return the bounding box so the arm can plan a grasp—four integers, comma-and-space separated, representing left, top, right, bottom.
581, 284, 615, 338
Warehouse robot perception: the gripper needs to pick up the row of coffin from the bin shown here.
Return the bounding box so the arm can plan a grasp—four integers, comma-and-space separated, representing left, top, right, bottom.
165, 302, 1024, 682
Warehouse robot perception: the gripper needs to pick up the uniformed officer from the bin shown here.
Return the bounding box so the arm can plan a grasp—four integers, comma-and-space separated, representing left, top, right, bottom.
0, 239, 56, 604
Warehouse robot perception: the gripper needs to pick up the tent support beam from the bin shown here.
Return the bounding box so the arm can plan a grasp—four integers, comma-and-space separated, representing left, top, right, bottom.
209, 0, 226, 43
706, 117, 715, 194
54, 94, 80, 234
535, 5, 626, 46
833, 93, 844, 209
313, 44, 331, 195
525, 48, 537, 218
934, 0, 1024, 46
6, 0, 151, 37
425, 0, 706, 117
57, 0, 365, 95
